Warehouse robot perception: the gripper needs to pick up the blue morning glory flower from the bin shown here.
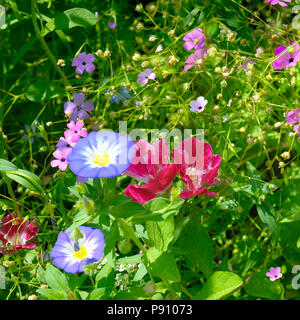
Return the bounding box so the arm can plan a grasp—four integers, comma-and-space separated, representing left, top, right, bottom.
50, 226, 105, 273
67, 131, 135, 178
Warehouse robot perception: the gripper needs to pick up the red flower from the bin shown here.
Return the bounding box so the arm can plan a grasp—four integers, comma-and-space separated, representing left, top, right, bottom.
124, 139, 178, 204
172, 138, 221, 199
0, 214, 39, 254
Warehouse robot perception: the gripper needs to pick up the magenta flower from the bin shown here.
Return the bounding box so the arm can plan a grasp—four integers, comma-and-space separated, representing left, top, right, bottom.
183, 28, 206, 51
65, 121, 88, 143
0, 214, 39, 254
190, 96, 208, 113
184, 48, 208, 72
286, 109, 300, 124
72, 52, 96, 75
286, 109, 300, 136
124, 139, 178, 204
266, 266, 282, 281
137, 68, 156, 85
273, 42, 300, 70
267, 0, 291, 6
64, 93, 94, 122
51, 148, 72, 171
56, 131, 76, 151
108, 22, 116, 30
172, 138, 221, 199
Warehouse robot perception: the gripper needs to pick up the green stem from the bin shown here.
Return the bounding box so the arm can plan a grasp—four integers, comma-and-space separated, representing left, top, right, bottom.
4, 174, 22, 217
31, 0, 68, 86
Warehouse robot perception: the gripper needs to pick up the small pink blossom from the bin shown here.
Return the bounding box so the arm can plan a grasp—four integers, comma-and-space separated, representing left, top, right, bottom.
266, 266, 282, 281
273, 42, 300, 70
137, 68, 156, 85
267, 0, 291, 7
51, 148, 72, 171
108, 22, 116, 30
72, 52, 96, 75
286, 109, 300, 125
184, 48, 208, 72
183, 28, 206, 51
65, 121, 88, 143
189, 96, 208, 113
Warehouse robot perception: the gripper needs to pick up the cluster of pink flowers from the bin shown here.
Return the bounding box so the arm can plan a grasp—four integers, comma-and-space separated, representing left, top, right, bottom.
124, 137, 221, 204
51, 53, 96, 182
183, 28, 207, 72
267, 0, 291, 7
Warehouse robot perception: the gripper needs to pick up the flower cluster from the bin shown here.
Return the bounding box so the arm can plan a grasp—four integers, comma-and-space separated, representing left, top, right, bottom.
183, 28, 208, 72
124, 137, 221, 204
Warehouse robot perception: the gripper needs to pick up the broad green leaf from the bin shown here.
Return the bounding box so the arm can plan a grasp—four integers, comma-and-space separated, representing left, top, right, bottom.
45, 265, 69, 292
206, 21, 219, 37
47, 8, 97, 30
36, 288, 67, 300
257, 201, 279, 237
25, 80, 64, 102
146, 247, 181, 282
146, 215, 175, 251
6, 169, 46, 194
176, 215, 213, 278
87, 288, 107, 300
110, 201, 146, 219
194, 271, 243, 300
0, 159, 18, 171
245, 270, 284, 299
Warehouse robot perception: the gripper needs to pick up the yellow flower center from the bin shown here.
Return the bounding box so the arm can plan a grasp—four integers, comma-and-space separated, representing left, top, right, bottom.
194, 38, 200, 44
73, 246, 88, 259
93, 153, 110, 167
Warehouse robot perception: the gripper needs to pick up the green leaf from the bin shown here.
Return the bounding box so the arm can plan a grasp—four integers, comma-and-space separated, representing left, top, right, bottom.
292, 13, 300, 30
245, 270, 284, 299
110, 201, 146, 219
48, 8, 97, 30
25, 80, 64, 102
0, 159, 18, 171
176, 215, 213, 278
36, 288, 67, 300
146, 248, 181, 282
206, 21, 219, 37
87, 288, 107, 300
257, 201, 279, 238
146, 215, 175, 251
194, 271, 243, 300
6, 169, 46, 194
45, 265, 69, 292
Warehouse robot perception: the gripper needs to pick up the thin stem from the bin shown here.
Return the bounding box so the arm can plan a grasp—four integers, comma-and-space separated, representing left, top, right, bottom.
4, 174, 22, 217
31, 0, 69, 86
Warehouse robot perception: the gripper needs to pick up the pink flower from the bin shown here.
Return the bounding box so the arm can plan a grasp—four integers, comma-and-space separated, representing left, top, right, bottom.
0, 214, 39, 254
267, 0, 291, 6
56, 131, 76, 152
124, 139, 177, 204
137, 68, 156, 85
286, 109, 300, 125
183, 28, 206, 51
286, 109, 300, 136
108, 22, 116, 30
266, 266, 282, 281
64, 93, 94, 122
72, 52, 96, 75
65, 121, 88, 143
190, 96, 208, 113
184, 48, 208, 72
51, 148, 72, 171
172, 138, 221, 199
273, 42, 300, 70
